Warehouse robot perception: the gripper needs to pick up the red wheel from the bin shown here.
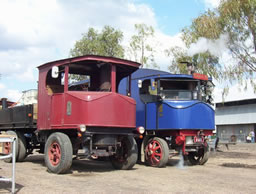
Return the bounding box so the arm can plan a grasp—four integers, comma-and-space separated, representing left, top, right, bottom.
3, 131, 19, 163
48, 142, 61, 166
146, 140, 162, 165
145, 137, 169, 167
44, 132, 73, 174
3, 142, 11, 154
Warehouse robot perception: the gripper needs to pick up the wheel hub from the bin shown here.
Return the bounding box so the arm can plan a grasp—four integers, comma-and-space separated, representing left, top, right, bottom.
48, 142, 61, 166
146, 140, 163, 165
3, 142, 11, 154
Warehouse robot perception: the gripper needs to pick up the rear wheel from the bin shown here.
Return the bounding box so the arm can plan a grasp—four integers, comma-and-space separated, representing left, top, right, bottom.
188, 143, 209, 165
145, 137, 169, 168
3, 131, 27, 162
44, 132, 73, 174
110, 136, 138, 170
3, 131, 18, 163
16, 132, 27, 162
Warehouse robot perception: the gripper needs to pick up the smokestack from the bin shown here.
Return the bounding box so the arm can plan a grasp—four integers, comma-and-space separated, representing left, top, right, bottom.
180, 62, 195, 75
1, 98, 8, 109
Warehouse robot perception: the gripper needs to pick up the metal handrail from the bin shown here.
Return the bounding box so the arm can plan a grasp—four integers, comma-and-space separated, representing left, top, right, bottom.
0, 135, 16, 194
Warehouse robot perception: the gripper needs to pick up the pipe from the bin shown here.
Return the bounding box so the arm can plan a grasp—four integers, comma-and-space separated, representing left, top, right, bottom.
1, 98, 8, 109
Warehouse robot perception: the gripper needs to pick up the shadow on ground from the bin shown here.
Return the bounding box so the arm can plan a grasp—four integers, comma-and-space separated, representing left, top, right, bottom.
23, 154, 133, 174
0, 182, 23, 193
71, 159, 115, 174
215, 151, 255, 159
221, 163, 256, 169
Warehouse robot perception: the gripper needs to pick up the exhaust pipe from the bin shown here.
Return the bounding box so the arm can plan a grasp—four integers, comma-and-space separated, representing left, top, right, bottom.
1, 98, 8, 109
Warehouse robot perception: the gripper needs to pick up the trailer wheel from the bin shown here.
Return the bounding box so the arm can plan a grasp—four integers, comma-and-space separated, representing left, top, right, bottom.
3, 131, 27, 162
16, 131, 27, 162
44, 132, 73, 174
3, 131, 19, 163
110, 136, 138, 170
188, 144, 209, 165
145, 137, 169, 168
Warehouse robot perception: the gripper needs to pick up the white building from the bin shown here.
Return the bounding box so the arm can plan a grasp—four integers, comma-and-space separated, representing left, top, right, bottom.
18, 89, 38, 105
215, 98, 256, 143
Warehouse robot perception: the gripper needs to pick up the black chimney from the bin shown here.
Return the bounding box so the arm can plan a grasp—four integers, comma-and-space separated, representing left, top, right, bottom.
1, 98, 8, 109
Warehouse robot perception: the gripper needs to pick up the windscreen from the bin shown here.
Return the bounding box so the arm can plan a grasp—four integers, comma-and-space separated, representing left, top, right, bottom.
159, 79, 198, 100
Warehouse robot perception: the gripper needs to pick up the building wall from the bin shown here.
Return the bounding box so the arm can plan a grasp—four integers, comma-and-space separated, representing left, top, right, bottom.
18, 89, 38, 105
215, 104, 256, 125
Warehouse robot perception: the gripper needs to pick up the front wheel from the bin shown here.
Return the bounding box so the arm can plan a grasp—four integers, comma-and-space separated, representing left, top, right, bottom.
44, 132, 73, 174
110, 136, 138, 170
145, 137, 169, 168
188, 144, 209, 165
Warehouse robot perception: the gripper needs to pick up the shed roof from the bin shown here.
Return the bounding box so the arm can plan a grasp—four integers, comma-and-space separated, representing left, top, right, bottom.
215, 98, 256, 108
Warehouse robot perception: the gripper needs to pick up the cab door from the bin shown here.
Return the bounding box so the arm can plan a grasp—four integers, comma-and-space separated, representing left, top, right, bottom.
140, 79, 159, 130
146, 102, 158, 129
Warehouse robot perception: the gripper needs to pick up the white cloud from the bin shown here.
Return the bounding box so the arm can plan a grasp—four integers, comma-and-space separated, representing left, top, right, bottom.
6, 89, 22, 102
203, 0, 221, 8
214, 80, 256, 103
0, 0, 193, 101
0, 0, 157, 75
152, 32, 185, 71
0, 0, 182, 88
0, 83, 6, 90
16, 68, 35, 82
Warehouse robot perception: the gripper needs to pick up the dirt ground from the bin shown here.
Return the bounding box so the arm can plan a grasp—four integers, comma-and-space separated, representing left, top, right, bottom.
0, 143, 256, 194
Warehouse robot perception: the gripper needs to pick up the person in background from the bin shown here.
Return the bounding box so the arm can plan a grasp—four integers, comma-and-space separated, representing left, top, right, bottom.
249, 130, 255, 143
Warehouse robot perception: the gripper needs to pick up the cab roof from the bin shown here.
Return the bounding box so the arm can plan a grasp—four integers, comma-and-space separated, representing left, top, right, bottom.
131, 68, 212, 81
37, 55, 141, 70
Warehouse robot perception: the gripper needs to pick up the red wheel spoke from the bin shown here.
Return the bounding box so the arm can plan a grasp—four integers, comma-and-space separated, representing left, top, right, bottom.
146, 140, 164, 166
4, 142, 11, 154
150, 157, 156, 165
152, 155, 160, 162
153, 145, 160, 151
154, 152, 162, 157
48, 142, 61, 166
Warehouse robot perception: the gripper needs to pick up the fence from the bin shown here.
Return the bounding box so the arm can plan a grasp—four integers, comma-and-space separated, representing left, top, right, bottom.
219, 133, 246, 143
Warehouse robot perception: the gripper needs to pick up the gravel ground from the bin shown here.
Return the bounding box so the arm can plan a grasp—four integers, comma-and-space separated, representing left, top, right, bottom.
0, 143, 256, 194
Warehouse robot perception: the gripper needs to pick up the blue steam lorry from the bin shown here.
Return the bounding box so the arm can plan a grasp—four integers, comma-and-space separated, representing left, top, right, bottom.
119, 68, 215, 167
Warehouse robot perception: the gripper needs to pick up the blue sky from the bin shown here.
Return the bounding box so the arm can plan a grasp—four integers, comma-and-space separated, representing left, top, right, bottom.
1, 0, 254, 103
138, 0, 206, 35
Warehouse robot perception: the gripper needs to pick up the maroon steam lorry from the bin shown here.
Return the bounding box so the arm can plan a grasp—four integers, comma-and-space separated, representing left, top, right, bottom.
0, 55, 141, 174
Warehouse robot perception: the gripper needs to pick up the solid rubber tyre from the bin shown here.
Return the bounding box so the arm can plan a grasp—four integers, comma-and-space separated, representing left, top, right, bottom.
110, 136, 138, 170
16, 131, 27, 162
199, 144, 209, 165
188, 143, 209, 165
44, 132, 73, 174
145, 137, 169, 168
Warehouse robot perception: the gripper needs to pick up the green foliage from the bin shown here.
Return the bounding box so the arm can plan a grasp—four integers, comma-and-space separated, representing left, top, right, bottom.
128, 24, 158, 68
70, 26, 124, 58
167, 0, 256, 95
219, 0, 256, 71
181, 10, 222, 46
